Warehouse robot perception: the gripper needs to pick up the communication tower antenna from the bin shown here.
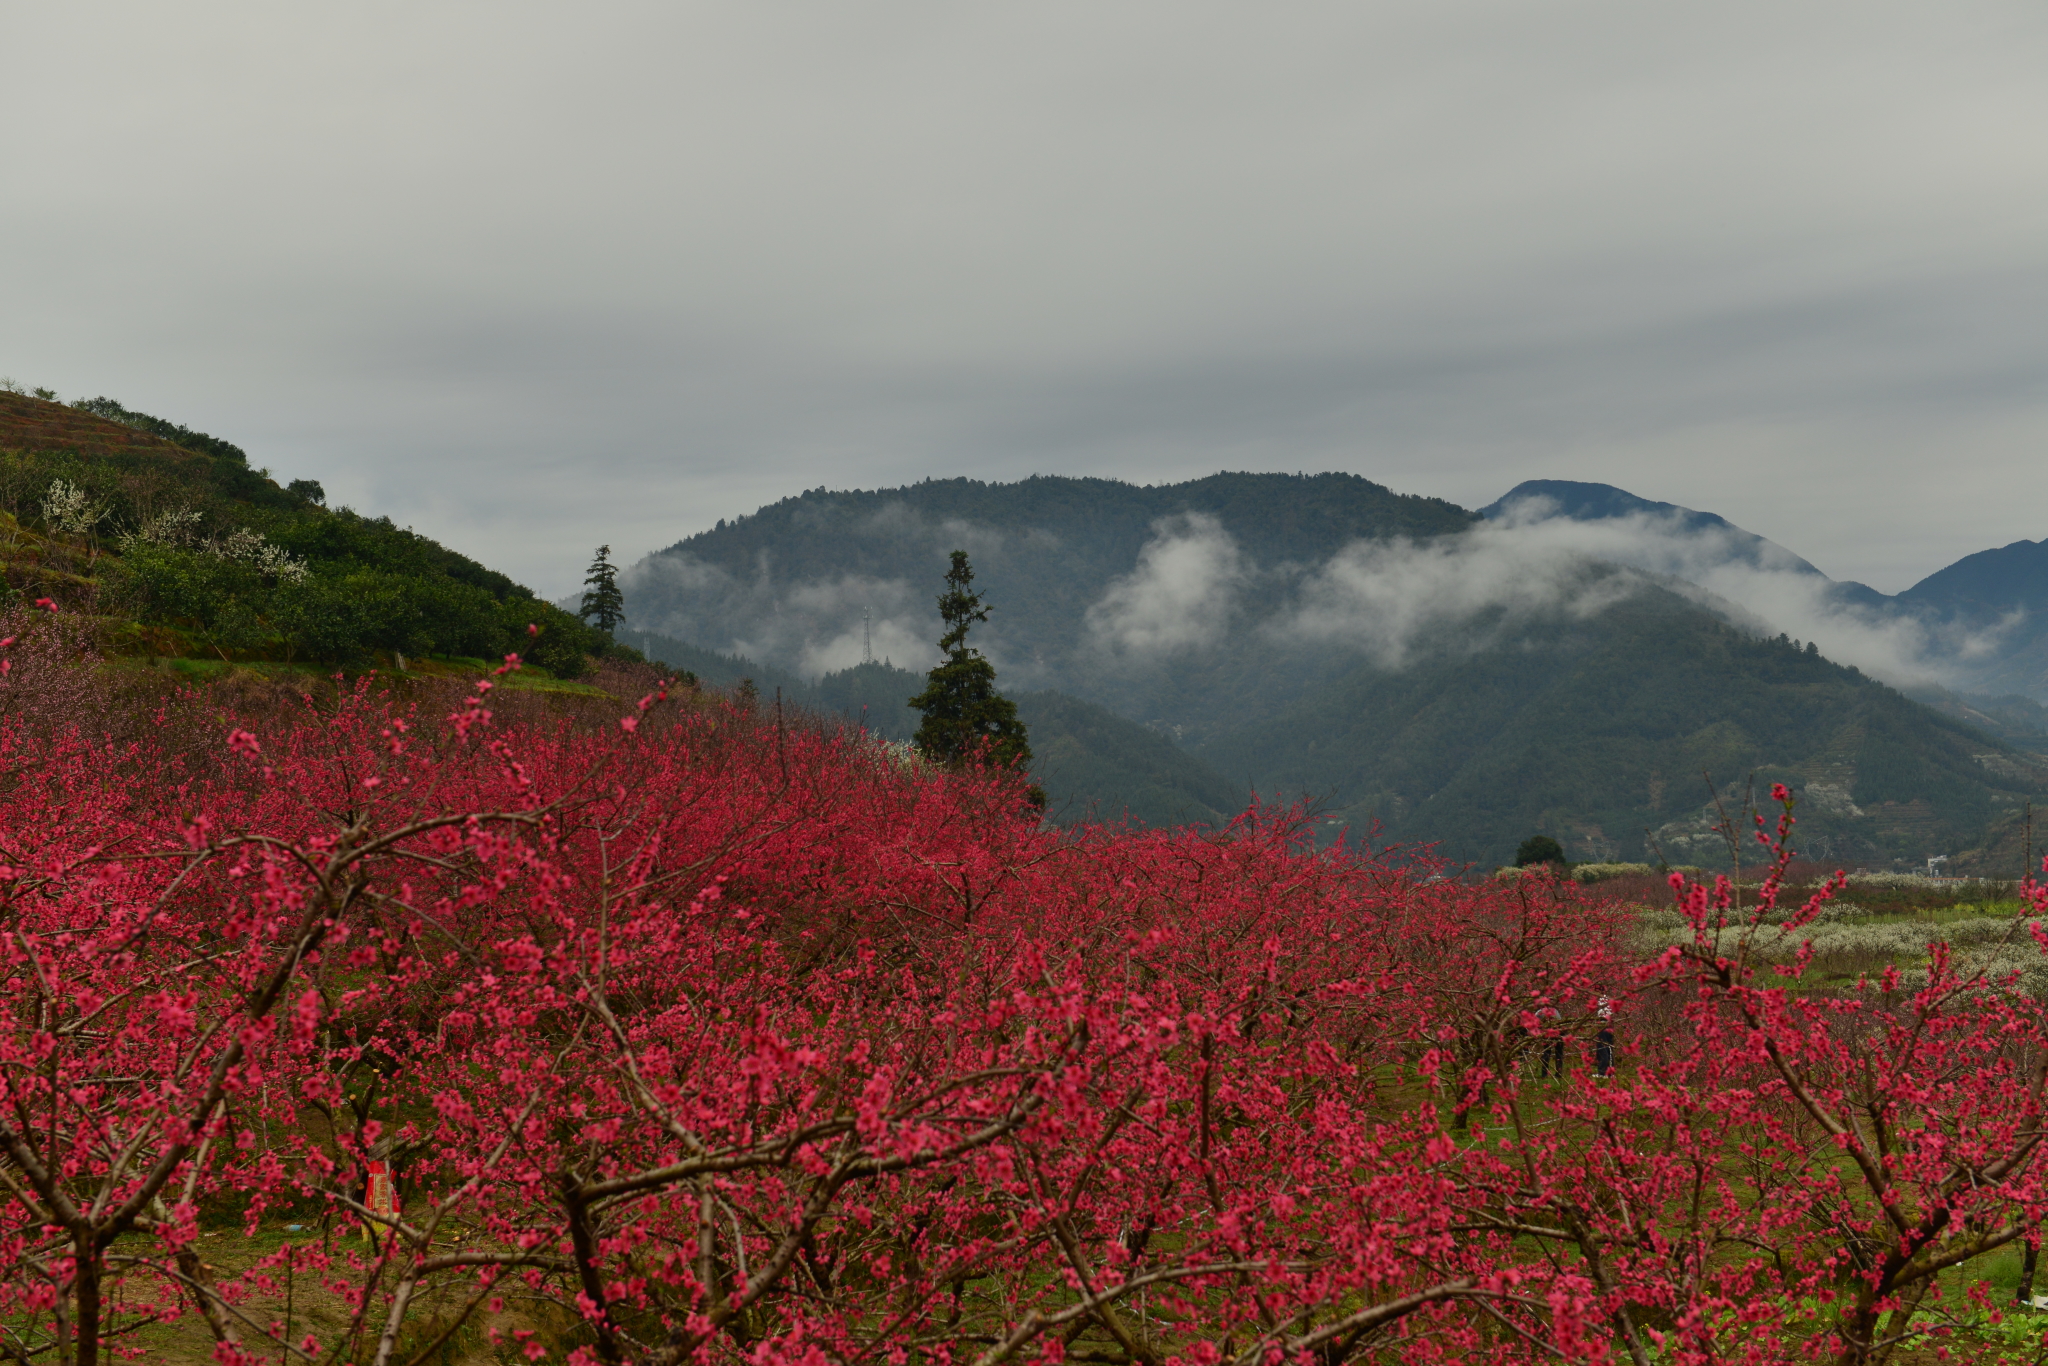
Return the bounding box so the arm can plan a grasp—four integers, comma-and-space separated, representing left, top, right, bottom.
862, 609, 873, 665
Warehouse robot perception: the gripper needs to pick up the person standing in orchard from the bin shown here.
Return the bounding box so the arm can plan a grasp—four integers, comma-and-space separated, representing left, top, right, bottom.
1594, 995, 1616, 1077
1535, 1003, 1565, 1078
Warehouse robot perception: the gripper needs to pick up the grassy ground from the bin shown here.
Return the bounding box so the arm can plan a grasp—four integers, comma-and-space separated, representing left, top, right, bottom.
82, 1222, 553, 1364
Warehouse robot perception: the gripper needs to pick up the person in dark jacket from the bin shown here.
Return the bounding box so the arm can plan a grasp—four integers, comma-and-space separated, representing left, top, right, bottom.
1594, 997, 1616, 1077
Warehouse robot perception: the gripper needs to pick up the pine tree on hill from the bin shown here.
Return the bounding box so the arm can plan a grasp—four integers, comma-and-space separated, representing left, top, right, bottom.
910, 551, 1034, 781
580, 545, 624, 633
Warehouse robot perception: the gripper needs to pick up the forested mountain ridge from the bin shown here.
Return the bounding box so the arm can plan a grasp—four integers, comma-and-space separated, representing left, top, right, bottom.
676, 471, 1476, 565
622, 471, 1475, 686
1901, 536, 2048, 616
624, 471, 2048, 868
1894, 538, 2048, 699
0, 389, 612, 674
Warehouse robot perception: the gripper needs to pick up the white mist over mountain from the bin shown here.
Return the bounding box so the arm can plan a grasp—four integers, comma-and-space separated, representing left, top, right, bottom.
622, 553, 938, 677
617, 502, 1062, 678
1083, 514, 1248, 656
1085, 487, 2019, 688
1280, 527, 1641, 669
1477, 485, 2022, 689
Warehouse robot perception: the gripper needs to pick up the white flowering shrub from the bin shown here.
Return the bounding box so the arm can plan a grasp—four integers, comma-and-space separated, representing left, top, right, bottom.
257, 544, 311, 586
219, 526, 267, 561
126, 509, 204, 548
114, 510, 312, 586
217, 526, 312, 585
1845, 871, 2007, 892
40, 479, 106, 537
858, 733, 931, 777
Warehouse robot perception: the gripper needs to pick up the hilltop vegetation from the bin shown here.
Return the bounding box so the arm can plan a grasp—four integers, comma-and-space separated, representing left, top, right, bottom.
0, 390, 613, 674
679, 470, 1475, 581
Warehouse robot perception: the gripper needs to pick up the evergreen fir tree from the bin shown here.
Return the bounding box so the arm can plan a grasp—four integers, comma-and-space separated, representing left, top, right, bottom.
909, 551, 1035, 782
579, 545, 625, 634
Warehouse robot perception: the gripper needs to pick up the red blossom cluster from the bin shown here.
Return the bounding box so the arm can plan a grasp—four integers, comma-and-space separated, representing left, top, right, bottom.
1, 661, 2047, 1366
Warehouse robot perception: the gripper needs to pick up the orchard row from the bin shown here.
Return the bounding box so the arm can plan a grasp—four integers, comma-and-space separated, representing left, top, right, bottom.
1, 642, 2044, 1366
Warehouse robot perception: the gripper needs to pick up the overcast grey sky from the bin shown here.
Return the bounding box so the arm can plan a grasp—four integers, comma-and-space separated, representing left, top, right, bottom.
6, 1, 2046, 597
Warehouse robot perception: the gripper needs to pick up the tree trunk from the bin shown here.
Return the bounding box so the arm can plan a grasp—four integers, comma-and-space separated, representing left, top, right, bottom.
72, 1232, 101, 1366
2017, 1234, 2041, 1310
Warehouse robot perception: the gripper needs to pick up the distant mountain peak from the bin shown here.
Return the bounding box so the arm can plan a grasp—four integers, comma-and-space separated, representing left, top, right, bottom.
1901, 536, 2048, 616
1478, 479, 1739, 530
1477, 479, 1827, 579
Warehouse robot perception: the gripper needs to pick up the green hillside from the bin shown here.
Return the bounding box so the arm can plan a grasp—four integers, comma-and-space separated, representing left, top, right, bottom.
1907, 687, 2048, 756
0, 390, 613, 675
1199, 588, 2048, 869
1015, 688, 1243, 828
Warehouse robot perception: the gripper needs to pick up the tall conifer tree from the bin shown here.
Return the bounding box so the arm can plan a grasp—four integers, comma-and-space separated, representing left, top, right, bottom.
910, 551, 1033, 776
579, 545, 625, 633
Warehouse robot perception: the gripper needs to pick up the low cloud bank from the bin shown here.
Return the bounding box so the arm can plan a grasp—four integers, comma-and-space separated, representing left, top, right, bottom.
1484, 499, 2017, 688
621, 554, 940, 678
1283, 528, 1639, 669
1084, 513, 1246, 655
618, 503, 1053, 680
1088, 503, 2019, 687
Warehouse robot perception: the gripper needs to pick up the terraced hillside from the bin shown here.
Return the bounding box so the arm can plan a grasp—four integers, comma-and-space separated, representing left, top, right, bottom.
0, 391, 225, 462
